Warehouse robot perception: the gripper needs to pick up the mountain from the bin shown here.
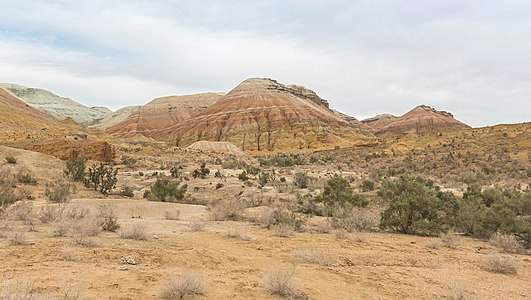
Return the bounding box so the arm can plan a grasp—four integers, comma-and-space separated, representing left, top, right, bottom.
152, 78, 376, 152
362, 105, 470, 136
91, 105, 141, 130
0, 83, 111, 126
106, 93, 224, 138
0, 87, 71, 142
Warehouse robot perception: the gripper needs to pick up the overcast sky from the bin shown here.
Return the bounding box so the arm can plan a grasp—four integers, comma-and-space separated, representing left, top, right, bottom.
1, 0, 530, 127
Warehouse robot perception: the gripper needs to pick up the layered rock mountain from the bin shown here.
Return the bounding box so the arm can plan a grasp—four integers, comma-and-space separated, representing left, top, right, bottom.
152, 78, 375, 152
0, 83, 111, 126
0, 87, 69, 142
362, 105, 470, 136
91, 106, 141, 130
106, 93, 224, 137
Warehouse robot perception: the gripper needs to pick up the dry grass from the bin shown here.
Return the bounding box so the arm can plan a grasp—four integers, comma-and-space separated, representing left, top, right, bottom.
6, 227, 29, 245
264, 266, 307, 299
38, 205, 59, 224
447, 282, 476, 300
69, 216, 100, 247
210, 199, 245, 221
480, 254, 518, 275
328, 207, 377, 232
119, 223, 148, 240
164, 209, 181, 220
488, 232, 524, 254
293, 248, 332, 266
223, 227, 254, 241
440, 231, 460, 249
272, 224, 295, 238
161, 270, 206, 299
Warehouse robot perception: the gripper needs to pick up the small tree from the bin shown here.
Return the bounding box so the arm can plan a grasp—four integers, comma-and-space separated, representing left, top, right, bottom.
84, 163, 118, 195
314, 175, 368, 208
293, 172, 310, 189
5, 155, 17, 164
148, 176, 187, 202
64, 156, 86, 181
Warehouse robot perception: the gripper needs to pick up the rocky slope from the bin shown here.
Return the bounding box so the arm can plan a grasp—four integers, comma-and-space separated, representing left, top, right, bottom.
152, 78, 375, 152
106, 93, 224, 138
362, 105, 469, 136
0, 88, 74, 142
0, 83, 111, 125
25, 138, 115, 161
91, 105, 141, 130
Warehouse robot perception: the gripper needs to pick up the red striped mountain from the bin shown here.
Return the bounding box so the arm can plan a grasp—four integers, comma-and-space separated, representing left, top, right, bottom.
151, 78, 375, 152
362, 105, 470, 136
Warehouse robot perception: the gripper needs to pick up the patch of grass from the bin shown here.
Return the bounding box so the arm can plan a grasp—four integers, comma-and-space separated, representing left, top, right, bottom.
161, 270, 206, 299
119, 223, 148, 240
480, 254, 518, 275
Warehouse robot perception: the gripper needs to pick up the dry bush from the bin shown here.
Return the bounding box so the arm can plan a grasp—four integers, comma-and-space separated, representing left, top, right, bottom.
6, 227, 29, 245
165, 210, 181, 220
488, 232, 524, 254
0, 168, 20, 206
119, 223, 148, 240
447, 282, 476, 300
272, 224, 295, 237
189, 222, 205, 232
293, 248, 332, 266
426, 239, 441, 250
50, 218, 70, 237
440, 231, 460, 249
0, 280, 80, 300
224, 227, 254, 241
480, 254, 518, 275
161, 270, 206, 299
45, 178, 74, 203
264, 266, 307, 299
69, 216, 101, 247
9, 201, 34, 224
61, 247, 78, 261
97, 204, 119, 232
210, 199, 245, 221
328, 206, 377, 232
38, 205, 60, 224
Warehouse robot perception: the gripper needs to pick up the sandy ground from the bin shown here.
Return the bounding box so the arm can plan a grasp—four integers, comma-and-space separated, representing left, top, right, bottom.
1, 198, 530, 300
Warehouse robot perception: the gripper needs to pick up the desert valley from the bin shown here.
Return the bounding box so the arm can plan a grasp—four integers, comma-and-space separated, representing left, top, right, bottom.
0, 77, 529, 300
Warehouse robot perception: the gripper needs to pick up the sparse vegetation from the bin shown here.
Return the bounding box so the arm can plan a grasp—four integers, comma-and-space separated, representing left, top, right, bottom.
192, 162, 210, 179
147, 176, 187, 202
45, 179, 74, 203
165, 210, 181, 220
64, 157, 86, 181
161, 270, 206, 299
489, 232, 524, 254
119, 223, 148, 240
480, 254, 518, 275
211, 199, 245, 221
293, 172, 310, 189
314, 175, 368, 208
97, 204, 120, 232
84, 163, 118, 195
264, 266, 306, 299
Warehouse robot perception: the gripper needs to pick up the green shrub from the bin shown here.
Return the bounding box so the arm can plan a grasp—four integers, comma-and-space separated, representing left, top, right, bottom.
314, 175, 368, 208
293, 172, 310, 189
17, 173, 38, 185
238, 171, 249, 181
120, 155, 137, 166
192, 163, 210, 179
258, 171, 272, 187
97, 204, 120, 232
170, 166, 182, 178
45, 179, 74, 203
5, 155, 17, 164
0, 169, 20, 206
379, 176, 458, 236
64, 156, 86, 181
359, 179, 375, 192
120, 186, 134, 197
84, 163, 118, 195
148, 176, 187, 202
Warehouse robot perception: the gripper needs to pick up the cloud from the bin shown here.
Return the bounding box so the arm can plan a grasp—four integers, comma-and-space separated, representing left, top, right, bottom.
0, 0, 529, 125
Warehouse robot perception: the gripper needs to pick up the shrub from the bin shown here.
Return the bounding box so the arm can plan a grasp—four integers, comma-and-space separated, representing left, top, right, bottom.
258, 171, 272, 187
480, 254, 518, 275
5, 155, 17, 164
359, 179, 375, 192
447, 282, 475, 300
266, 207, 304, 232
45, 179, 74, 203
238, 171, 249, 181
293, 172, 310, 189
440, 231, 460, 249
211, 199, 245, 221
489, 232, 524, 253
120, 186, 134, 197
64, 157, 86, 181
161, 270, 206, 299
165, 210, 181, 220
7, 228, 28, 245
84, 163, 118, 195
97, 204, 120, 232
147, 176, 187, 202
0, 168, 19, 206
379, 176, 458, 236
69, 216, 101, 246
314, 175, 368, 208
192, 163, 210, 179
328, 206, 377, 232
10, 201, 34, 223
38, 205, 60, 223
170, 166, 182, 178
264, 266, 305, 299
224, 227, 253, 240
293, 248, 331, 266
119, 223, 148, 240
17, 173, 38, 185
120, 155, 137, 166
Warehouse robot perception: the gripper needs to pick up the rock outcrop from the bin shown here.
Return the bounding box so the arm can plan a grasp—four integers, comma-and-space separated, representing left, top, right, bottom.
187, 141, 246, 155
332, 110, 371, 130
0, 83, 111, 126
25, 138, 115, 161
106, 93, 224, 138
362, 105, 470, 136
152, 78, 375, 152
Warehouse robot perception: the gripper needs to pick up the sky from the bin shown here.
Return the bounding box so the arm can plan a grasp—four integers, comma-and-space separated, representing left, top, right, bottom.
0, 0, 530, 127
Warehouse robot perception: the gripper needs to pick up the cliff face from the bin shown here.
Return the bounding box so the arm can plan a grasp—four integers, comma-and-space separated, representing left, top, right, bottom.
25, 138, 115, 161
152, 78, 375, 152
362, 105, 470, 136
0, 83, 111, 125
106, 93, 223, 138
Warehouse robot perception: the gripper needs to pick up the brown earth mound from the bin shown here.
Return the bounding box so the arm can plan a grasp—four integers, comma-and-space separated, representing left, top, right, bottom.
106, 93, 224, 138
362, 105, 470, 136
153, 78, 375, 152
25, 137, 115, 161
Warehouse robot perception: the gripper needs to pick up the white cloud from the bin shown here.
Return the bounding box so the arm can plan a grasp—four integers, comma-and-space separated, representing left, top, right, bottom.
0, 0, 529, 126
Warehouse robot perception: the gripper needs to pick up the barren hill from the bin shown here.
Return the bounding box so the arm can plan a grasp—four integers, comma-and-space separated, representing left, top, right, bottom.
0, 83, 111, 126
362, 105, 469, 136
153, 78, 376, 152
91, 105, 141, 130
106, 93, 224, 138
